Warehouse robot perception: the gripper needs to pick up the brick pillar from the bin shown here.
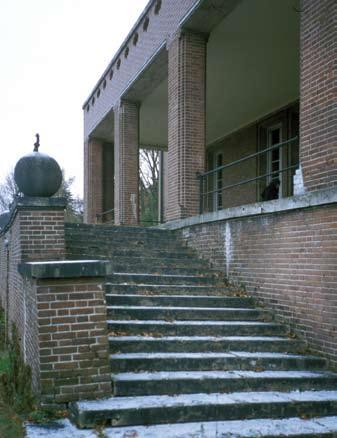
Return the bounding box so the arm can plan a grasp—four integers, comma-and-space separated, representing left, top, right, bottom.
167, 31, 207, 221
300, 0, 337, 191
19, 261, 112, 403
114, 100, 139, 225
84, 138, 104, 224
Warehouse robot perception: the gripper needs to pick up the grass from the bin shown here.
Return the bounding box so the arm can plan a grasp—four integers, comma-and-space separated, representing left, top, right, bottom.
0, 350, 25, 438
0, 401, 24, 438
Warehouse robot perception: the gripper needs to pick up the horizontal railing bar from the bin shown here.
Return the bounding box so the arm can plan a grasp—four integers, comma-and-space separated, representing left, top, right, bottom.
202, 165, 298, 197
96, 208, 115, 218
199, 137, 298, 178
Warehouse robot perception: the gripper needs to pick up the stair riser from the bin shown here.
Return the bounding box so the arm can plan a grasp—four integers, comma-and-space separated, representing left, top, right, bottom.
113, 377, 337, 397
108, 323, 287, 337
72, 399, 337, 428
107, 275, 221, 286
105, 285, 231, 296
105, 295, 254, 308
65, 223, 171, 234
65, 239, 188, 251
67, 249, 197, 260
109, 339, 301, 354
107, 308, 265, 321
110, 356, 326, 373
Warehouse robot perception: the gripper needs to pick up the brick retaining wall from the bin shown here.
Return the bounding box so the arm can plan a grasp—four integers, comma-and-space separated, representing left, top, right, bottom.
176, 196, 337, 367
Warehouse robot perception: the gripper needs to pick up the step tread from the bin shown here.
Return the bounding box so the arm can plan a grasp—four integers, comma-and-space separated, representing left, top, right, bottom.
107, 305, 258, 311
109, 335, 291, 342
25, 416, 337, 437
74, 390, 337, 411
105, 293, 249, 299
108, 319, 281, 326
26, 416, 337, 437
110, 351, 321, 360
111, 272, 213, 278
113, 370, 337, 382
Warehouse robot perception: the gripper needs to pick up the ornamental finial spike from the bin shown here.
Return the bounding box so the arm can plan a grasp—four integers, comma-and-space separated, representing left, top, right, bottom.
33, 133, 40, 152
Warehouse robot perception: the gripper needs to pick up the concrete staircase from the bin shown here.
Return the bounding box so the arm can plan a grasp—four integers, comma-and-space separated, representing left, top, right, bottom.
65, 223, 337, 437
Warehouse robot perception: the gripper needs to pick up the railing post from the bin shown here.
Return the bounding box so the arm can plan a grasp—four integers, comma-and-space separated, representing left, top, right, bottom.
198, 173, 203, 215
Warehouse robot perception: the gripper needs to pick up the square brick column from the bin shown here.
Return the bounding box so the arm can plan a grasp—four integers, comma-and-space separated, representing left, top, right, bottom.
167, 31, 207, 221
300, 0, 337, 191
84, 138, 104, 224
114, 100, 139, 225
19, 261, 112, 404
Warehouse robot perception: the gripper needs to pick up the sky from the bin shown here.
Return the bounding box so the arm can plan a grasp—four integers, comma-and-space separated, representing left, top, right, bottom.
0, 0, 148, 196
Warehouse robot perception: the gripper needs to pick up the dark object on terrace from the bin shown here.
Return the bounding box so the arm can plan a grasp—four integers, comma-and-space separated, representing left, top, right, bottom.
261, 179, 280, 201
14, 134, 62, 197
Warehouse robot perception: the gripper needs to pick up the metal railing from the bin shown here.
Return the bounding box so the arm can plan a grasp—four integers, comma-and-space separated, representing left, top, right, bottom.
198, 137, 299, 214
96, 208, 114, 224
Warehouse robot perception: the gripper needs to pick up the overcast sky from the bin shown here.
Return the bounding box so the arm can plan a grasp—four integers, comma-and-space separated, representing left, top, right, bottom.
0, 0, 148, 196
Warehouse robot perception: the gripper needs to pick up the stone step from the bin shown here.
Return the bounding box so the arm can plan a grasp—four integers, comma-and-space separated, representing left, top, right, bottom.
107, 265, 217, 276
107, 319, 288, 337
109, 335, 301, 354
70, 390, 337, 428
109, 255, 210, 269
107, 305, 265, 321
109, 351, 325, 373
64, 225, 178, 238
26, 416, 337, 438
105, 294, 254, 308
112, 370, 337, 396
65, 237, 189, 251
106, 273, 222, 286
67, 248, 198, 261
105, 283, 232, 296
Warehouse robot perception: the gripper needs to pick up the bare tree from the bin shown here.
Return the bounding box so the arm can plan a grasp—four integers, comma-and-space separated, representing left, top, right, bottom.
0, 171, 18, 213
139, 149, 160, 224
0, 170, 83, 222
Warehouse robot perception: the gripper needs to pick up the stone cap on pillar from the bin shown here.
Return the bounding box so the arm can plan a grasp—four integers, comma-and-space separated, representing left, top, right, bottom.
18, 260, 113, 279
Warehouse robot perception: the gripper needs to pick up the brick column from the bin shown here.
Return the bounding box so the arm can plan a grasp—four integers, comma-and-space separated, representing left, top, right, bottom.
167, 31, 207, 221
84, 138, 104, 224
300, 0, 337, 191
114, 100, 139, 225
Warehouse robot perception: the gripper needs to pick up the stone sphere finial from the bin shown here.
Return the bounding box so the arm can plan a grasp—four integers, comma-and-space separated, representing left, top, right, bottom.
14, 134, 63, 197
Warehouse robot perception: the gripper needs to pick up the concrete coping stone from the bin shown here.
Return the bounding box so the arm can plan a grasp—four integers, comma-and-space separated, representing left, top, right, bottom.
161, 187, 337, 230
18, 260, 113, 279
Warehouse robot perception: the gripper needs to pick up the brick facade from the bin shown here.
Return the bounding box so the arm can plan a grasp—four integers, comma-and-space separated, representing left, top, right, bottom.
84, 138, 104, 224
167, 31, 207, 221
114, 100, 139, 225
179, 200, 337, 367
300, 0, 337, 191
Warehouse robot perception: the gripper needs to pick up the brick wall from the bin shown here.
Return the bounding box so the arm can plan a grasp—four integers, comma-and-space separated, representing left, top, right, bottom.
300, 0, 337, 191
179, 201, 337, 367
206, 124, 258, 212
114, 100, 139, 225
167, 31, 207, 221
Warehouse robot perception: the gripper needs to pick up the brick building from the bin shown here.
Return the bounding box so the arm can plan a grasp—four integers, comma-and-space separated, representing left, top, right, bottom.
1, 0, 337, 434
83, 0, 337, 362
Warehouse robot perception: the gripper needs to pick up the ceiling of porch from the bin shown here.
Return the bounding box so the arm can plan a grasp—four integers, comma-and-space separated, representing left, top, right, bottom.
139, 0, 300, 148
